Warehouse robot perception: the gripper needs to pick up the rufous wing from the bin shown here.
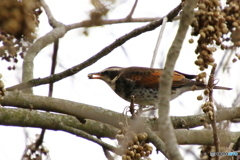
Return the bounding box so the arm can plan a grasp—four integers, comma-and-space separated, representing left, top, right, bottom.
120, 67, 194, 89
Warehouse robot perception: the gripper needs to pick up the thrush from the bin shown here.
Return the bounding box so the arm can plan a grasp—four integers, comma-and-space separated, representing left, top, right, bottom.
88, 66, 231, 105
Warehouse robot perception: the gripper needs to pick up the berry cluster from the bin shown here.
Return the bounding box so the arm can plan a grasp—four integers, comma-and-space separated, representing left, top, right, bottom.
0, 0, 41, 69
197, 87, 210, 99
200, 91, 215, 120
116, 123, 153, 160
190, 0, 240, 71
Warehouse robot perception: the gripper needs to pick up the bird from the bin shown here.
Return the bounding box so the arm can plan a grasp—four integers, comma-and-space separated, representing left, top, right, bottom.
88, 66, 232, 105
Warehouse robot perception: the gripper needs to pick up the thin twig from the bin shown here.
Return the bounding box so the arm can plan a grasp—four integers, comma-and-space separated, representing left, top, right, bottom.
126, 0, 138, 20
69, 11, 218, 30
207, 63, 220, 160
34, 39, 59, 153
49, 40, 59, 97
102, 148, 114, 160
60, 123, 120, 155
67, 17, 162, 30
150, 16, 168, 68
98, 136, 115, 160
70, 5, 205, 30
144, 125, 169, 158
7, 3, 182, 91
40, 0, 59, 27
34, 129, 46, 150
215, 49, 229, 76
129, 95, 136, 119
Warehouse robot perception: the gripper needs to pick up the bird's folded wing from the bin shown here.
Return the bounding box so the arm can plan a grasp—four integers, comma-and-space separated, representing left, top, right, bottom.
121, 68, 197, 89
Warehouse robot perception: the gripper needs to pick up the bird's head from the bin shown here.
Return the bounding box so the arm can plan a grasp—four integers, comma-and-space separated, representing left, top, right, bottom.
88, 67, 123, 89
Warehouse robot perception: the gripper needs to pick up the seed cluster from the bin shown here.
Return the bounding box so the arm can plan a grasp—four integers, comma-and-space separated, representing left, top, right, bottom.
0, 0, 41, 69
116, 123, 153, 160
197, 87, 210, 101
201, 101, 214, 120
190, 0, 240, 71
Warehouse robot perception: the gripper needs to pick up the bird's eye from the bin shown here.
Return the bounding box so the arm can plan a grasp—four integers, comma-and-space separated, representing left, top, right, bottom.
103, 71, 109, 75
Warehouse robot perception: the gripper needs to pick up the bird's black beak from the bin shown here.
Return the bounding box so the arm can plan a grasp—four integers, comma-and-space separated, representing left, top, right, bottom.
88, 72, 102, 79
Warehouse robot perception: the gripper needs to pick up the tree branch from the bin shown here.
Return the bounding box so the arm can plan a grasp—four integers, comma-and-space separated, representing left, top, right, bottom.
40, 0, 59, 27
60, 123, 120, 155
126, 0, 138, 20
157, 0, 197, 159
207, 64, 220, 160
144, 125, 169, 158
7, 3, 182, 91
150, 16, 168, 68
0, 107, 238, 146
1, 91, 239, 131
22, 0, 66, 94
26, 0, 61, 153
0, 107, 118, 138
66, 17, 162, 30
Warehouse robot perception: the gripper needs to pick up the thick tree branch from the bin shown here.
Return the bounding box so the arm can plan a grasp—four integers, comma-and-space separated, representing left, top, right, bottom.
1, 91, 239, 130
170, 107, 240, 129
159, 129, 240, 146
0, 107, 239, 146
1, 91, 124, 128
0, 107, 118, 138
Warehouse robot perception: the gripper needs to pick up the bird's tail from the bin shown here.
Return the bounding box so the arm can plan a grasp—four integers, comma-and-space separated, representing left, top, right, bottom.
213, 86, 232, 90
